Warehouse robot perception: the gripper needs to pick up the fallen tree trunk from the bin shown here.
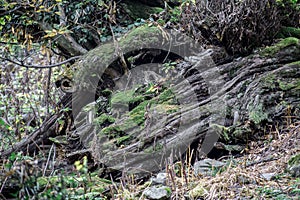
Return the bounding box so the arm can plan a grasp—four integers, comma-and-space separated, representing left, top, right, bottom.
1, 26, 299, 178
64, 33, 300, 176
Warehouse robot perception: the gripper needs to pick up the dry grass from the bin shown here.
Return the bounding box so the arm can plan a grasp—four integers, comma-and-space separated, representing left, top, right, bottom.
160, 121, 300, 199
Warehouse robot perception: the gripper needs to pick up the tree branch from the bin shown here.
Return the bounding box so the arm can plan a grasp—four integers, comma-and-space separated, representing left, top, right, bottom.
0, 56, 81, 69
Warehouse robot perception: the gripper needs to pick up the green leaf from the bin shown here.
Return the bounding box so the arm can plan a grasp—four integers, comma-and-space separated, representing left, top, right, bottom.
0, 17, 6, 25
9, 152, 16, 161
0, 117, 10, 129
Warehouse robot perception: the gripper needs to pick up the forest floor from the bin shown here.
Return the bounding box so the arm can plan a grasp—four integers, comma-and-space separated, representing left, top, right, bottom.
179, 121, 300, 199
1, 120, 299, 199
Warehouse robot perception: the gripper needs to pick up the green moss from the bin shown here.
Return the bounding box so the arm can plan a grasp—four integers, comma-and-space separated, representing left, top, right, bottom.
122, 0, 163, 20
99, 126, 122, 138
95, 81, 182, 148
260, 37, 299, 57
129, 100, 150, 125
101, 89, 113, 97
277, 27, 300, 39
249, 104, 268, 125
151, 104, 178, 114
94, 113, 115, 125
143, 142, 164, 153
116, 135, 132, 146
158, 88, 176, 103
261, 70, 300, 94
111, 89, 134, 104
37, 177, 48, 187
73, 42, 116, 81
232, 127, 252, 143
279, 79, 300, 91
121, 118, 140, 131
120, 25, 162, 49
288, 60, 300, 67
211, 124, 230, 142
111, 89, 144, 105
61, 25, 163, 88
261, 74, 277, 89
288, 154, 300, 166
164, 187, 172, 196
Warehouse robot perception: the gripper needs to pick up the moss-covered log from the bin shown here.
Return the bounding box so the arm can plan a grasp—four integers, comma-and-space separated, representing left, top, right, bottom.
1, 29, 299, 179
66, 36, 299, 176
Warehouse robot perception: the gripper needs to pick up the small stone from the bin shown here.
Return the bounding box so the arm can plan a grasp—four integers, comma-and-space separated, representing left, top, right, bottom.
237, 174, 256, 184
151, 173, 167, 185
289, 165, 300, 177
287, 154, 300, 177
188, 183, 207, 199
193, 159, 225, 176
260, 173, 276, 181
143, 186, 171, 200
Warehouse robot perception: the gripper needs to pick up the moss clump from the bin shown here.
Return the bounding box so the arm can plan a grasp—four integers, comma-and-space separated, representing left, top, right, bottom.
101, 89, 113, 97
94, 113, 115, 125
249, 104, 268, 125
277, 27, 300, 39
211, 124, 230, 142
287, 60, 300, 67
122, 0, 163, 20
62, 25, 163, 89
95, 83, 179, 146
121, 118, 141, 131
260, 37, 300, 57
99, 126, 123, 138
97, 120, 136, 147
279, 79, 300, 91
110, 89, 144, 105
129, 100, 150, 126
155, 104, 179, 114
232, 127, 252, 143
158, 88, 176, 103
73, 42, 116, 82
96, 80, 182, 149
261, 68, 300, 95
146, 143, 164, 152
116, 135, 132, 146
261, 74, 277, 90
120, 25, 162, 49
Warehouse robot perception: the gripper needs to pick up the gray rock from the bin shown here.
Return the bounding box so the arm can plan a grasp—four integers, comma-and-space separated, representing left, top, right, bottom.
193, 158, 225, 176
260, 173, 276, 181
287, 154, 300, 177
143, 186, 171, 200
237, 174, 256, 184
151, 173, 167, 185
233, 110, 240, 125
288, 164, 300, 177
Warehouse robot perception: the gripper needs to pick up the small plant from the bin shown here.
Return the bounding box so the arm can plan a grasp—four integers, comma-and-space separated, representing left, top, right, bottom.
256, 187, 287, 199
146, 82, 161, 94
162, 61, 177, 73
